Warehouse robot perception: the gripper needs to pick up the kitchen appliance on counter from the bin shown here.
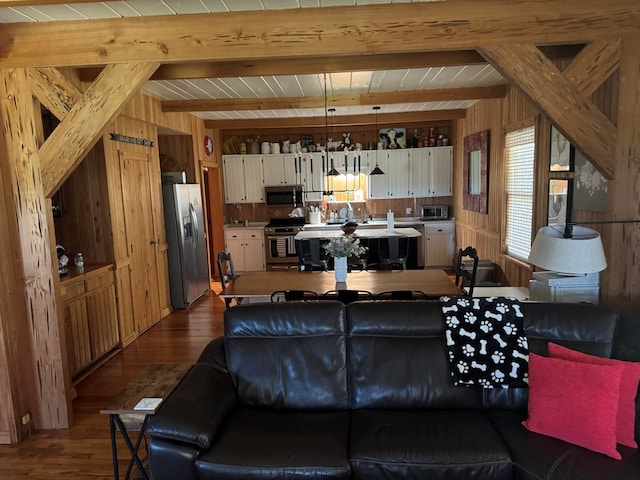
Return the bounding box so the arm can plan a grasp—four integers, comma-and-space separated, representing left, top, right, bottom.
265, 185, 303, 208
162, 183, 209, 308
264, 217, 306, 269
419, 204, 449, 221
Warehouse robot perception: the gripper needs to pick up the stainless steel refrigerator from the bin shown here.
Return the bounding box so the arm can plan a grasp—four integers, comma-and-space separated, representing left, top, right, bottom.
162, 183, 209, 308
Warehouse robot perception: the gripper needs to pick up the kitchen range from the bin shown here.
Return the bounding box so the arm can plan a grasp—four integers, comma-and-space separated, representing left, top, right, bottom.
264, 216, 305, 270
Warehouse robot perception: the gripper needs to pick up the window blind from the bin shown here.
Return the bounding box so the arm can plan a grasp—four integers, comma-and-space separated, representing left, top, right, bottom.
505, 126, 535, 261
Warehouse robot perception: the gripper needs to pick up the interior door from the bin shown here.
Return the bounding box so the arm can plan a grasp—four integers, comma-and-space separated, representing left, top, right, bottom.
120, 151, 161, 333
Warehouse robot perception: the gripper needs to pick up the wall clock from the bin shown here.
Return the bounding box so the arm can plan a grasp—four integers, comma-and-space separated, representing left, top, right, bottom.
204, 135, 213, 156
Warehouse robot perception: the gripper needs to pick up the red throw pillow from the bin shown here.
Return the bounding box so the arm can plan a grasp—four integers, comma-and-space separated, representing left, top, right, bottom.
548, 342, 640, 448
523, 352, 624, 460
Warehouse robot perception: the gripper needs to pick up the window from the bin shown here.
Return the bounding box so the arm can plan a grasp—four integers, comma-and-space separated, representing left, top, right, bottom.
505, 125, 535, 261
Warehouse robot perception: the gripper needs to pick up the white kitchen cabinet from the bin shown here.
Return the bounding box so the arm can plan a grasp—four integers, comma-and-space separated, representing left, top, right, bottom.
222, 155, 265, 203
366, 150, 409, 199
301, 153, 325, 202
424, 221, 455, 267
428, 147, 453, 197
263, 154, 299, 186
409, 147, 453, 198
224, 228, 265, 273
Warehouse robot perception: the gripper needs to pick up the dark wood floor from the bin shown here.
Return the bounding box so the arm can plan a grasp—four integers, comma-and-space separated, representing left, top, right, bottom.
0, 290, 226, 480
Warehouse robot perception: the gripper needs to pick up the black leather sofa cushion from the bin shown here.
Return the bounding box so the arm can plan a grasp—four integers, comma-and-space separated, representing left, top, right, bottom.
224, 301, 349, 410
350, 409, 513, 480
487, 410, 640, 480
195, 406, 351, 480
347, 301, 483, 409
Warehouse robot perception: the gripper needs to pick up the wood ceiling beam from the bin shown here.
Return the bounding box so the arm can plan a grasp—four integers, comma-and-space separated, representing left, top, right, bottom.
562, 39, 622, 96
27, 67, 82, 120
204, 109, 466, 130
40, 62, 159, 197
0, 2, 636, 68
162, 86, 506, 113
77, 46, 582, 82
480, 43, 617, 179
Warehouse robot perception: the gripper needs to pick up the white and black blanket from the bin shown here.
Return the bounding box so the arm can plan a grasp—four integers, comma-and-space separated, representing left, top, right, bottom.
441, 296, 529, 388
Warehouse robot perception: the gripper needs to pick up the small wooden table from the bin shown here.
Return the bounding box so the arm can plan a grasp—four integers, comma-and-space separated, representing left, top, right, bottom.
100, 363, 192, 480
218, 269, 461, 302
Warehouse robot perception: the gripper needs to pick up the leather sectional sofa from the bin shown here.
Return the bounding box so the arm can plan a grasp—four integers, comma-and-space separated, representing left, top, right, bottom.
147, 300, 640, 479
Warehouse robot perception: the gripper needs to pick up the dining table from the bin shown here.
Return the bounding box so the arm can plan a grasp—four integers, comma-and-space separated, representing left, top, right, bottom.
217, 269, 461, 303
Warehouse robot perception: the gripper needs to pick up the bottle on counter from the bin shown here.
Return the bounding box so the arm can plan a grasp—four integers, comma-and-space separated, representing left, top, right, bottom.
386, 209, 394, 232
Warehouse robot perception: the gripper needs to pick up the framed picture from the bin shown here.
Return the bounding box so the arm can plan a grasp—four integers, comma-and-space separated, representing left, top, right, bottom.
573, 149, 608, 212
548, 178, 573, 226
549, 126, 574, 172
379, 127, 406, 149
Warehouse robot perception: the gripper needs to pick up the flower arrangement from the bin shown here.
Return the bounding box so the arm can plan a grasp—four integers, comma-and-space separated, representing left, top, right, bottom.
323, 235, 367, 258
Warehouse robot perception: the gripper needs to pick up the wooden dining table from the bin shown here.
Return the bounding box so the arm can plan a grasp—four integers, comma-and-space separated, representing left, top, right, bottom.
218, 269, 461, 302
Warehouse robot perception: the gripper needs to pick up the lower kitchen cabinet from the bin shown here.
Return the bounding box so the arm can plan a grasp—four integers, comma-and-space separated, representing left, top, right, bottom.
61, 265, 119, 381
224, 228, 266, 273
425, 222, 455, 267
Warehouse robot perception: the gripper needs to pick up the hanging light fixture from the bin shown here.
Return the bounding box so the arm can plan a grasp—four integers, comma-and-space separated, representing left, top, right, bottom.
326, 107, 340, 176
370, 106, 385, 175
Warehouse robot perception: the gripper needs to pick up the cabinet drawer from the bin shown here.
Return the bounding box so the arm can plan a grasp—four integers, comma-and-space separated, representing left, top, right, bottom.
61, 280, 85, 300
225, 229, 264, 240
85, 270, 114, 291
425, 223, 454, 235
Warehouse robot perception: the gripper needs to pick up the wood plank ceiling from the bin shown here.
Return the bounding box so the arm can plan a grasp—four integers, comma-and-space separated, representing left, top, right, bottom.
0, 0, 577, 124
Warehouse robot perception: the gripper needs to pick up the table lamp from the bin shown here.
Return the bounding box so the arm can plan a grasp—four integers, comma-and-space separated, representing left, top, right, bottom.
528, 225, 607, 275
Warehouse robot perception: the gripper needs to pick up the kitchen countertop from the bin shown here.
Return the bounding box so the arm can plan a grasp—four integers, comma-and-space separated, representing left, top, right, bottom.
295, 227, 422, 240
224, 222, 268, 229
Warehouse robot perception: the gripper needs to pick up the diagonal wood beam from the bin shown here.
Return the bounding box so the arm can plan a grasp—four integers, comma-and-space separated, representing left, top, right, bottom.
0, 1, 637, 68
162, 86, 507, 113
27, 67, 82, 120
40, 62, 159, 197
563, 39, 622, 96
78, 46, 583, 82
479, 43, 616, 179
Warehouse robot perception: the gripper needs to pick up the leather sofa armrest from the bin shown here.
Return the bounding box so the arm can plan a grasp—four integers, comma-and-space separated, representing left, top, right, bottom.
147, 363, 237, 449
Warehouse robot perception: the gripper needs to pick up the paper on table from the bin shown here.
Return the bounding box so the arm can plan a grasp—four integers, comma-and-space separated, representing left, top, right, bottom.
133, 397, 163, 411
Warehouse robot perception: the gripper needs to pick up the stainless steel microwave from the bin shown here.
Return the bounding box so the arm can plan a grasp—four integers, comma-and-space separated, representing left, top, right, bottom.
419, 204, 449, 220
265, 185, 303, 207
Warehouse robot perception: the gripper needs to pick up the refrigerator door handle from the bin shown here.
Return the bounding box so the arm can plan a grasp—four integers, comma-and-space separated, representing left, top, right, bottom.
189, 202, 199, 247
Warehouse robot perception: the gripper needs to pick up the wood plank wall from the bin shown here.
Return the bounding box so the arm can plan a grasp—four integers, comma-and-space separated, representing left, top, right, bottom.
453, 71, 624, 297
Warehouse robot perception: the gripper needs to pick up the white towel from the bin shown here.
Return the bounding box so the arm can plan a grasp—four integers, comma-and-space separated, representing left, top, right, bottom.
287, 235, 297, 255
276, 237, 286, 257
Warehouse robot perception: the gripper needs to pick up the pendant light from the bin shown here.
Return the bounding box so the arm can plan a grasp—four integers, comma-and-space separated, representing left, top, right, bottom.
326, 107, 340, 176
370, 106, 385, 175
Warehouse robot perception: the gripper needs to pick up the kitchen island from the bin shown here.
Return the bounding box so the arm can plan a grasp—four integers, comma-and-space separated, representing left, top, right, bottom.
295, 227, 421, 270
294, 227, 421, 240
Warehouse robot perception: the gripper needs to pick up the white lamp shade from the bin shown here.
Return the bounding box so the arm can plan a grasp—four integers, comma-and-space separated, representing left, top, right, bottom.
528, 226, 607, 274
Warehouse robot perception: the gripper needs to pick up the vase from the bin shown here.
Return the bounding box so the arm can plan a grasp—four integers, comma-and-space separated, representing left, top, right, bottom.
334, 256, 348, 282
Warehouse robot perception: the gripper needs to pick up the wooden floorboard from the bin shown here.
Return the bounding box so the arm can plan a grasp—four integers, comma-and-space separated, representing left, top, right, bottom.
0, 290, 226, 479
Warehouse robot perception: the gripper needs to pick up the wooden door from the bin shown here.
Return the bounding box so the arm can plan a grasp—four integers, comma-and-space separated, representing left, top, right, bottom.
120, 151, 161, 333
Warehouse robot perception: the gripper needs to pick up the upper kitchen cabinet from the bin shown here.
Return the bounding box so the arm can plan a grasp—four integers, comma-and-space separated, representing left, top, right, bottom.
409, 146, 453, 197
302, 153, 326, 202
263, 153, 299, 187
367, 149, 410, 199
223, 155, 265, 203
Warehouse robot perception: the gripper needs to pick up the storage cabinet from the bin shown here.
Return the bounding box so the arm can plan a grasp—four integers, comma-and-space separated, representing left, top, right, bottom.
263, 154, 299, 186
409, 147, 453, 197
61, 265, 119, 380
424, 222, 455, 267
224, 228, 265, 273
223, 155, 265, 203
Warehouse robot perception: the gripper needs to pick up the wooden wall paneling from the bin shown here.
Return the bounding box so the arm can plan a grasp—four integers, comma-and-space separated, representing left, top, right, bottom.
0, 68, 70, 430
604, 36, 640, 312
114, 261, 136, 347
86, 284, 119, 360
158, 135, 196, 182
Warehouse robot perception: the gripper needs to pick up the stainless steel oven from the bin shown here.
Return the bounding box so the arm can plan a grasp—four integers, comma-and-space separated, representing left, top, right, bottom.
264, 218, 305, 269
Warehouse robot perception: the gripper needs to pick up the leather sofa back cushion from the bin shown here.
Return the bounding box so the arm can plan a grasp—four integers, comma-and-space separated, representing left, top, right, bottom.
347, 301, 619, 411
224, 302, 349, 409
347, 302, 483, 409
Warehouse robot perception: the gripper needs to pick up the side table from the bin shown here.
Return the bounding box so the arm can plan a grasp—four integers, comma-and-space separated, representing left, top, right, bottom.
100, 363, 192, 480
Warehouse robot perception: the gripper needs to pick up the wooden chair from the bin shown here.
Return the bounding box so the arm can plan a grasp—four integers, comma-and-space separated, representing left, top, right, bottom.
270, 290, 321, 302
455, 246, 479, 296
217, 251, 237, 308
375, 290, 431, 300
322, 289, 375, 304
